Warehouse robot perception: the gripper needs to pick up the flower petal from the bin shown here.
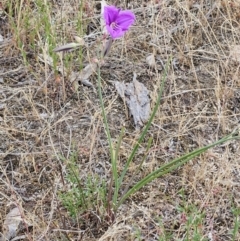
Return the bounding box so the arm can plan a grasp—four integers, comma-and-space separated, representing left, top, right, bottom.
104, 6, 119, 25
106, 25, 124, 39
116, 10, 135, 30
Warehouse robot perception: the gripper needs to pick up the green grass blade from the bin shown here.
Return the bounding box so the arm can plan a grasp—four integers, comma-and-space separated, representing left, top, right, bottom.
121, 136, 153, 198
117, 132, 239, 208
112, 128, 125, 205
97, 65, 114, 162
116, 57, 172, 198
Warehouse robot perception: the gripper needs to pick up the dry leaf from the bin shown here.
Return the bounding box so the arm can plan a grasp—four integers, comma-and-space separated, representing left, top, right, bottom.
74, 36, 85, 45
69, 62, 98, 88
38, 54, 94, 88
53, 42, 84, 52
78, 62, 98, 82
1, 208, 22, 241
146, 54, 156, 68
115, 73, 151, 129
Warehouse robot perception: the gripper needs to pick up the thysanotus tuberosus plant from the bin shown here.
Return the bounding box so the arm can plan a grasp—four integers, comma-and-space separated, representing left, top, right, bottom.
55, 3, 240, 220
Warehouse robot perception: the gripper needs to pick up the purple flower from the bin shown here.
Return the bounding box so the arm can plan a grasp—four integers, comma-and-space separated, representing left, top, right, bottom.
104, 5, 135, 39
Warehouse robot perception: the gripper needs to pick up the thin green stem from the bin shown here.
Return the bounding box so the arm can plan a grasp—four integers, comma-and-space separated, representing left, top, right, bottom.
121, 136, 153, 198
97, 65, 114, 161
114, 57, 172, 204
96, 63, 118, 212
112, 128, 125, 205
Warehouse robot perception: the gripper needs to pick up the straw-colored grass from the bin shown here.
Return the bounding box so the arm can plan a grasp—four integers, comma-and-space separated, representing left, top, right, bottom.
1, 0, 240, 240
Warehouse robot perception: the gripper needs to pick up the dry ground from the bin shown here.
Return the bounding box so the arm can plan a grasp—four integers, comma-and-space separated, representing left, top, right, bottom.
1, 0, 240, 240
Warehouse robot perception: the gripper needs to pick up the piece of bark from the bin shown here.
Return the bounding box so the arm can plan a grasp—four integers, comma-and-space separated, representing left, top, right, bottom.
1, 208, 22, 241
115, 73, 151, 129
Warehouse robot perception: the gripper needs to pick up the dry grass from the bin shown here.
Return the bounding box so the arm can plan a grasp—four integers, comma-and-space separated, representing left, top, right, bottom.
1, 0, 240, 240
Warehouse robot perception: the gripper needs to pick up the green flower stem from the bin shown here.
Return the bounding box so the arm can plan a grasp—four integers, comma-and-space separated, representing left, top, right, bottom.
96, 65, 114, 162
112, 128, 125, 205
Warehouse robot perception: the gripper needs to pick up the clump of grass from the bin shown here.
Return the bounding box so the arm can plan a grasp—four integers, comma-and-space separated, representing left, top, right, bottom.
157, 218, 173, 241
231, 204, 240, 240
6, 0, 31, 64
59, 151, 108, 218
176, 204, 206, 241
5, 0, 85, 73
5, 0, 58, 67
132, 226, 142, 241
